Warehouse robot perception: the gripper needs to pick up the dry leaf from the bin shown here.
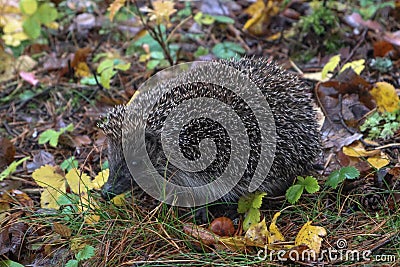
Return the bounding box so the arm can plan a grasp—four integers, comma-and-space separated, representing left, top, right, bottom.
108, 0, 126, 22
268, 212, 285, 244
294, 221, 326, 254
65, 168, 93, 194
367, 154, 390, 169
92, 169, 109, 190
245, 218, 268, 248
342, 141, 380, 157
53, 222, 72, 237
370, 82, 400, 112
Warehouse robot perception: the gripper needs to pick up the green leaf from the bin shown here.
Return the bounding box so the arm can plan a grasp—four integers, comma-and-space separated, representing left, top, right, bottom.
20, 0, 38, 15
212, 42, 245, 59
194, 46, 209, 58
0, 157, 30, 181
194, 12, 215, 25
146, 59, 161, 70
302, 176, 320, 194
60, 156, 79, 172
65, 259, 79, 267
237, 192, 266, 213
76, 245, 95, 261
150, 51, 165, 60
339, 166, 360, 180
326, 170, 341, 189
38, 129, 60, 147
97, 59, 114, 74
213, 15, 235, 24
23, 16, 41, 39
114, 62, 131, 71
80, 76, 97, 85
242, 207, 260, 231
100, 68, 117, 89
285, 184, 304, 204
37, 3, 58, 24
60, 123, 74, 134
0, 260, 25, 267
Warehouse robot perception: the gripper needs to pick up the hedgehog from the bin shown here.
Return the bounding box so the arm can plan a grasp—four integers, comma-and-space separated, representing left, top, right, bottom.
99, 57, 321, 206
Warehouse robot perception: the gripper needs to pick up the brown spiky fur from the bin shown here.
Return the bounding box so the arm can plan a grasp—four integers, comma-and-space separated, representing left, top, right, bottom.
98, 57, 321, 202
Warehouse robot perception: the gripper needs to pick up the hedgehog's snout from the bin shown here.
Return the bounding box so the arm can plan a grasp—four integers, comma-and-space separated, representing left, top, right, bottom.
101, 183, 117, 200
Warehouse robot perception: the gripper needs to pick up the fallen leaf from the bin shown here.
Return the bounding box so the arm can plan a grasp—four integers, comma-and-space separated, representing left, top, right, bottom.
65, 168, 93, 194
367, 154, 390, 169
53, 222, 72, 237
343, 141, 380, 157
294, 221, 326, 254
268, 212, 285, 244
108, 0, 126, 22
369, 82, 400, 112
322, 54, 340, 79
245, 218, 268, 248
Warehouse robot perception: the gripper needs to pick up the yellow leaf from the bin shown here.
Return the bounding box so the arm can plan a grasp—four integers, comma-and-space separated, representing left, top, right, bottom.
111, 193, 126, 206
108, 0, 126, 22
370, 82, 400, 112
45, 21, 59, 30
243, 0, 280, 36
295, 221, 326, 254
219, 236, 247, 251
91, 169, 109, 190
78, 192, 100, 224
65, 168, 93, 194
322, 54, 340, 79
147, 0, 176, 25
2, 18, 29, 47
342, 141, 380, 157
32, 165, 65, 189
41, 186, 65, 209
367, 154, 390, 169
75, 62, 90, 78
268, 212, 285, 244
340, 59, 365, 75
245, 218, 268, 247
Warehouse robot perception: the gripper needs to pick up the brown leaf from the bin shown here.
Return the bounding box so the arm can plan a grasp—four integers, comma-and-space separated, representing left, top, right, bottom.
73, 135, 92, 147
53, 222, 72, 238
0, 137, 15, 169
373, 40, 394, 57
183, 223, 219, 246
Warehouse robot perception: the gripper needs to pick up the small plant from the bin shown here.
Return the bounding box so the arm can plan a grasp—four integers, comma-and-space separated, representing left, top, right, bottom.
60, 156, 79, 172
354, 0, 395, 20
95, 56, 131, 89
0, 157, 30, 181
285, 176, 320, 204
212, 42, 245, 59
238, 192, 266, 231
38, 123, 74, 147
298, 1, 337, 36
360, 109, 400, 140
325, 166, 360, 189
65, 245, 96, 267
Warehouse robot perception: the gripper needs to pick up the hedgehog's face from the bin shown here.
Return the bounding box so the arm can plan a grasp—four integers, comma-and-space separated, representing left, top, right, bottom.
101, 138, 134, 200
